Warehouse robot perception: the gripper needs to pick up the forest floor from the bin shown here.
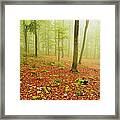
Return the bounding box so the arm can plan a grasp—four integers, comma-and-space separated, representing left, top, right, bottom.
20, 56, 100, 100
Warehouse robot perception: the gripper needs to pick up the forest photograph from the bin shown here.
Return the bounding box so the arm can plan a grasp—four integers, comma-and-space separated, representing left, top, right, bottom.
20, 20, 100, 100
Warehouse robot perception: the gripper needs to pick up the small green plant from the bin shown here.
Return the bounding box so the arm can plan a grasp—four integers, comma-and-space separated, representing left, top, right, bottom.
75, 79, 88, 85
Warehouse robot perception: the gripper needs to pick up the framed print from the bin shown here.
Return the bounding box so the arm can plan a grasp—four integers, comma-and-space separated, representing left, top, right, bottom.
0, 0, 119, 119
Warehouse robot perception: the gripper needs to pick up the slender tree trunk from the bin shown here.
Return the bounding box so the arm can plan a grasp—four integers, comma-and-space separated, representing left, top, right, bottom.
44, 22, 47, 55
34, 20, 37, 57
23, 20, 27, 57
58, 30, 60, 62
54, 21, 57, 56
23, 20, 27, 64
79, 20, 89, 64
68, 22, 71, 57
47, 23, 50, 55
38, 24, 40, 55
61, 21, 64, 58
71, 20, 79, 72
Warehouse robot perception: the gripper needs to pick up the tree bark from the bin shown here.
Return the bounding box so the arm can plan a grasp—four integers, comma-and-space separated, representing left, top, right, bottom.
47, 23, 50, 55
71, 20, 79, 72
79, 20, 89, 64
61, 20, 64, 58
58, 30, 60, 62
68, 22, 71, 57
45, 22, 47, 55
34, 20, 37, 57
23, 20, 27, 57
54, 21, 57, 56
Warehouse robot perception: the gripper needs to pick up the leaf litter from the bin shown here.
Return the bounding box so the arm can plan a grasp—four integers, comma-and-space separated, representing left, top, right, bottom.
20, 57, 100, 100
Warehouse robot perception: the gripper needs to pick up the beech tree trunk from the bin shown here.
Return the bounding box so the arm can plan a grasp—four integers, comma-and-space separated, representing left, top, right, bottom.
34, 20, 37, 57
79, 20, 89, 64
71, 20, 79, 72
23, 20, 27, 57
58, 30, 60, 62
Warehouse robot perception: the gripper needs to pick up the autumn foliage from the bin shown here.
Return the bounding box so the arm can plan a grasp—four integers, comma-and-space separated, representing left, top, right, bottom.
20, 56, 100, 100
